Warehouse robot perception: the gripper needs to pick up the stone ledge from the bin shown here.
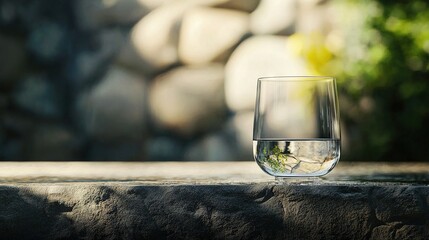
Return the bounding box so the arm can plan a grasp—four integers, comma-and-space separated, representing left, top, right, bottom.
0, 162, 428, 240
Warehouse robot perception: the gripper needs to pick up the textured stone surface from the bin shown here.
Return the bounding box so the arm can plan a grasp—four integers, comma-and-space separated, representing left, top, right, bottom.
0, 162, 428, 240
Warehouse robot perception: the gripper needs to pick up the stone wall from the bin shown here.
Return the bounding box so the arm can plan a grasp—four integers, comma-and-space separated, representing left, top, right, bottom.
0, 0, 335, 160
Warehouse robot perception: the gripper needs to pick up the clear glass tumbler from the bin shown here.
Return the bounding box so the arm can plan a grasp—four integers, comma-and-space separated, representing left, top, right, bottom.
253, 76, 341, 177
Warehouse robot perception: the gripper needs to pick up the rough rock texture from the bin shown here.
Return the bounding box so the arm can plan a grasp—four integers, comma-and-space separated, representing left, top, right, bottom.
0, 162, 428, 240
0, 183, 428, 240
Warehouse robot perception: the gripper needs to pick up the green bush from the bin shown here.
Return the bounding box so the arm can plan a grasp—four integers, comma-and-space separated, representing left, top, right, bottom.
336, 0, 429, 161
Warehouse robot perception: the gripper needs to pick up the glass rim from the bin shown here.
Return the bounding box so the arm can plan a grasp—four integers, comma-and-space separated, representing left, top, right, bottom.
258, 76, 334, 82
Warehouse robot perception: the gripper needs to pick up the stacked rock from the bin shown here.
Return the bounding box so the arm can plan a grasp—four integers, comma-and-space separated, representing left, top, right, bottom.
0, 0, 335, 160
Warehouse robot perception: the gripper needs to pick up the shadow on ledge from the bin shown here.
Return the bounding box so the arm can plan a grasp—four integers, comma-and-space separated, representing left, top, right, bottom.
324, 172, 429, 184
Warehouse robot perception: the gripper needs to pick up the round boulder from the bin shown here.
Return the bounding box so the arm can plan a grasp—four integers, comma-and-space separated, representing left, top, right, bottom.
149, 64, 226, 136
73, 0, 160, 30
118, 0, 223, 74
184, 132, 236, 161
224, 111, 254, 160
77, 66, 147, 142
225, 35, 309, 112
250, 0, 297, 35
12, 75, 62, 119
179, 7, 249, 65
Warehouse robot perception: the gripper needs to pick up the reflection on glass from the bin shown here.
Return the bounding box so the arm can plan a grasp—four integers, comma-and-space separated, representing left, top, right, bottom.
253, 76, 341, 177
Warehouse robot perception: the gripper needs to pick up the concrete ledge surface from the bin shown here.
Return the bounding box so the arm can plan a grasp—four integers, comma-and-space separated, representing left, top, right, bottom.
0, 162, 428, 240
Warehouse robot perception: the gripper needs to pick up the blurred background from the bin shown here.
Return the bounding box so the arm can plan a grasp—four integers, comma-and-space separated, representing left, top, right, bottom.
0, 0, 428, 161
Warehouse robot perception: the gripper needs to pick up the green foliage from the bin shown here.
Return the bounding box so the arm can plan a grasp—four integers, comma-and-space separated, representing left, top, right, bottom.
336, 0, 429, 161
261, 146, 292, 173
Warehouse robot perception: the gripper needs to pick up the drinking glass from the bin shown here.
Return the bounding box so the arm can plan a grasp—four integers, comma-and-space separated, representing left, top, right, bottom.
253, 76, 340, 177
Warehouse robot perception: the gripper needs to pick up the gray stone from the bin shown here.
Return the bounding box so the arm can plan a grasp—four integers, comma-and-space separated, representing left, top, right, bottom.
145, 136, 185, 161
5, 1, 71, 31
0, 139, 24, 160
0, 1, 16, 24
0, 34, 26, 85
184, 132, 237, 161
74, 0, 159, 30
214, 0, 260, 12
0, 95, 9, 111
27, 125, 79, 160
117, 0, 221, 74
0, 128, 5, 158
370, 225, 395, 240
70, 29, 125, 88
395, 225, 427, 240
0, 161, 428, 240
370, 224, 428, 240
77, 66, 146, 141
179, 7, 249, 65
149, 64, 226, 136
275, 185, 373, 239
116, 2, 183, 74
27, 21, 67, 63
88, 141, 143, 161
12, 75, 63, 118
224, 111, 254, 160
1, 112, 35, 135
225, 35, 309, 112
0, 126, 4, 143
372, 186, 426, 223
250, 0, 297, 35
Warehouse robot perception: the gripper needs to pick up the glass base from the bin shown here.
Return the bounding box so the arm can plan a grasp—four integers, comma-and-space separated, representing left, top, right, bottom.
274, 176, 324, 184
